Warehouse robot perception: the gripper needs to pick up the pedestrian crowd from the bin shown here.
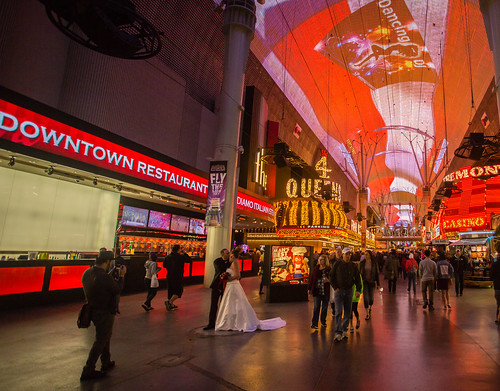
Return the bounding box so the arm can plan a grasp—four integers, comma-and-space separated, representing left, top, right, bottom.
79, 242, 500, 382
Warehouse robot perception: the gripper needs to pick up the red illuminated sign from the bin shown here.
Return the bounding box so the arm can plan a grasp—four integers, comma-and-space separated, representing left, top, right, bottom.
0, 267, 45, 295
0, 99, 275, 220
48, 265, 90, 291
0, 100, 208, 197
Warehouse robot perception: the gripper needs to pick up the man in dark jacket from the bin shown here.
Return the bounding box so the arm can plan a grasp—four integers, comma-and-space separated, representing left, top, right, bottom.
164, 244, 191, 311
80, 250, 126, 381
203, 248, 231, 330
450, 249, 468, 296
329, 247, 361, 342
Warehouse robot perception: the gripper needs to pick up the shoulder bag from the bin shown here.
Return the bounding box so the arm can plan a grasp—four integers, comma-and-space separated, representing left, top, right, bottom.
151, 273, 159, 288
77, 303, 92, 328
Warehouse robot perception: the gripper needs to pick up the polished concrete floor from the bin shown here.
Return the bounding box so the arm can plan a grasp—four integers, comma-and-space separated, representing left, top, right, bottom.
1, 277, 499, 391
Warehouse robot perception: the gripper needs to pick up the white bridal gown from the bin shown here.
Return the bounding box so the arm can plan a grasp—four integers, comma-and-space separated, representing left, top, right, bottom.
215, 268, 286, 332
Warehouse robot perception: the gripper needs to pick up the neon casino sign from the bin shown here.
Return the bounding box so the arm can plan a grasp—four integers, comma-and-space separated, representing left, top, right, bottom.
286, 150, 341, 202
443, 165, 500, 182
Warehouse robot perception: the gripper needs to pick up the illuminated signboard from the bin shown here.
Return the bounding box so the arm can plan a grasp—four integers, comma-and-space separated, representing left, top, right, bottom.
443, 165, 500, 182
0, 99, 208, 197
285, 150, 341, 202
270, 246, 310, 285
0, 98, 275, 220
442, 217, 487, 231
253, 148, 268, 190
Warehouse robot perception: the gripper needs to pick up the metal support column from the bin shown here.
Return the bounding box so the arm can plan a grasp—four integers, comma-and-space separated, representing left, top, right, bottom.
204, 1, 257, 287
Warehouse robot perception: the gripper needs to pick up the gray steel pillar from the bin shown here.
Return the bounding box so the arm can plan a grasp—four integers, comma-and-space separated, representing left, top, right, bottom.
480, 0, 500, 116
204, 1, 257, 287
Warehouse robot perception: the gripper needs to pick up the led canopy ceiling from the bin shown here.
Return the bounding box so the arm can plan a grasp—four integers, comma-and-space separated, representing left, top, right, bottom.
248, 0, 495, 225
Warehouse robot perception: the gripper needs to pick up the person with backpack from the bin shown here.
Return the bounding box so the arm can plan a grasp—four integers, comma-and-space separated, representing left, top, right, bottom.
405, 253, 419, 295
436, 252, 454, 309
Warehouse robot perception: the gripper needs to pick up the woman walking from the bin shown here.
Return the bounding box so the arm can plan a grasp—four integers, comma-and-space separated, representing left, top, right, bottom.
143, 252, 161, 311
384, 250, 399, 294
359, 250, 380, 320
308, 254, 331, 329
436, 252, 454, 309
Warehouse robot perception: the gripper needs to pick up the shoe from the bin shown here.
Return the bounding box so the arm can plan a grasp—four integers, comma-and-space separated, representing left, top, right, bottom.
203, 325, 215, 330
447, 304, 451, 309
80, 368, 107, 381
172, 304, 178, 309
142, 304, 150, 312
356, 319, 360, 329
165, 301, 173, 311
444, 305, 447, 310
321, 323, 327, 327
259, 291, 264, 294
342, 331, 348, 340
349, 327, 354, 333
148, 307, 154, 311
460, 294, 463, 296
423, 303, 428, 309
101, 361, 115, 371
334, 334, 342, 342
311, 325, 318, 330
429, 305, 434, 311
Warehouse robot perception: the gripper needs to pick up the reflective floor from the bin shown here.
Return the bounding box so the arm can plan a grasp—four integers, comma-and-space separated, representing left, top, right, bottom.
1, 277, 499, 391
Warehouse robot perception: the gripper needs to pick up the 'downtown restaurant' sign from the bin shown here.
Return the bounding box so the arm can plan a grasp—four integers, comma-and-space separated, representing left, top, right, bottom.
0, 97, 274, 221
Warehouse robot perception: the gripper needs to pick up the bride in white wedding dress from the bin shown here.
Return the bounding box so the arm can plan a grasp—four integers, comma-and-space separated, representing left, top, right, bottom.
215, 249, 286, 332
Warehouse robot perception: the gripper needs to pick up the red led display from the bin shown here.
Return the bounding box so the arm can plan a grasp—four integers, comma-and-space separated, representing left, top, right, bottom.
48, 265, 90, 291
191, 261, 206, 276
242, 258, 253, 272
157, 268, 167, 280
0, 267, 45, 295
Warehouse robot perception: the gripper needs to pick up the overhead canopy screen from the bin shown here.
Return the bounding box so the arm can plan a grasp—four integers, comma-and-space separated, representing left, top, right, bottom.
247, 0, 495, 224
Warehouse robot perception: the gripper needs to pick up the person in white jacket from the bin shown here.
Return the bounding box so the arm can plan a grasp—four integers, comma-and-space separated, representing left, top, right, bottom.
143, 252, 161, 311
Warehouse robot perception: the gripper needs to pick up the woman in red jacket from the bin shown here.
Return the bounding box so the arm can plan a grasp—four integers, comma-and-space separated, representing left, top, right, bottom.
308, 255, 331, 329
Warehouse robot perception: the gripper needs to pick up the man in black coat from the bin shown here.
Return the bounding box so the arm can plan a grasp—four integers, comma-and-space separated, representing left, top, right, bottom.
80, 251, 126, 381
203, 248, 231, 330
450, 249, 468, 296
164, 244, 191, 311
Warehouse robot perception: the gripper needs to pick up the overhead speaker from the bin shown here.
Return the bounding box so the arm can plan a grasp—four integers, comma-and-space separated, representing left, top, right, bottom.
443, 188, 453, 198
357, 212, 363, 222
343, 201, 351, 213
273, 142, 289, 155
274, 155, 290, 168
40, 0, 162, 59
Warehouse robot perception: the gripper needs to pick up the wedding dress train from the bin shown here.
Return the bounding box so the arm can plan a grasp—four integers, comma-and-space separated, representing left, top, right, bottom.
215, 269, 286, 332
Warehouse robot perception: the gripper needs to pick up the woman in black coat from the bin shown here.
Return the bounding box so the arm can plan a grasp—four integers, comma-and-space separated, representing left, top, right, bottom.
308, 255, 331, 329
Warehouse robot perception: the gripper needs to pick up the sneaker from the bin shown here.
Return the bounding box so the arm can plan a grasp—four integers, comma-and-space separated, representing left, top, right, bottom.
80, 368, 107, 381
423, 303, 428, 309
165, 301, 173, 311
311, 325, 319, 330
365, 314, 370, 320
101, 361, 115, 372
443, 305, 447, 310
342, 331, 348, 340
172, 304, 178, 309
142, 304, 150, 312
321, 323, 327, 327
148, 307, 154, 311
349, 327, 354, 333
447, 304, 451, 309
334, 334, 342, 342
356, 319, 360, 329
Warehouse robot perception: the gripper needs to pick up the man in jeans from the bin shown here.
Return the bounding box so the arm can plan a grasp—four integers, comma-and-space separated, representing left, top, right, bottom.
419, 249, 437, 311
329, 247, 361, 341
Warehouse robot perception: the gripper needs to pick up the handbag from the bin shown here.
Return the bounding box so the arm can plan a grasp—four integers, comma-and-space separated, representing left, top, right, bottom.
151, 273, 159, 288
77, 303, 92, 328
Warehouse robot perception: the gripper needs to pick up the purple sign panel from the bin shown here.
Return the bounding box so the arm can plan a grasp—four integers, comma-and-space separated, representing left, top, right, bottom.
205, 161, 227, 227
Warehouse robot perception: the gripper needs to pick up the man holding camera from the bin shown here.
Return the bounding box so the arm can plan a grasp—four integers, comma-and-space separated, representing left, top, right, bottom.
80, 250, 126, 381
